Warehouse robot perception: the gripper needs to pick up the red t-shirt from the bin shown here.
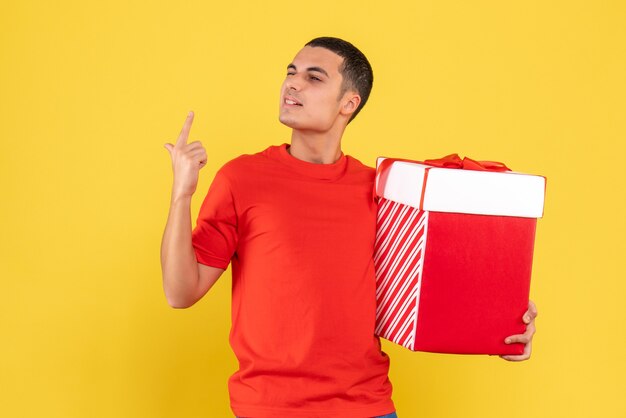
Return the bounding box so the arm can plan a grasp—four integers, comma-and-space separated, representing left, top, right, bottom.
192, 143, 395, 418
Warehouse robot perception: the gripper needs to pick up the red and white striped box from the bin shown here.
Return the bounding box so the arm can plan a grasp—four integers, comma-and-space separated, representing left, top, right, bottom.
374, 155, 546, 355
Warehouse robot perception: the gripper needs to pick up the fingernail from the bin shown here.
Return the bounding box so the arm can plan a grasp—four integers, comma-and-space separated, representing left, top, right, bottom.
188, 111, 193, 117
505, 338, 511, 344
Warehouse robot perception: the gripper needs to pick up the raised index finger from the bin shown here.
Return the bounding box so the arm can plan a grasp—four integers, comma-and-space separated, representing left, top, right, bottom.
176, 111, 194, 146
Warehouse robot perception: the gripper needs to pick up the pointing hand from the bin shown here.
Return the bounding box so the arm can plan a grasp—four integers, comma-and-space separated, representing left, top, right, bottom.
164, 111, 207, 199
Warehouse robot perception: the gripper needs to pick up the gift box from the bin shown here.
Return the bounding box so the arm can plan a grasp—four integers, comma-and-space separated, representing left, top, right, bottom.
373, 154, 546, 355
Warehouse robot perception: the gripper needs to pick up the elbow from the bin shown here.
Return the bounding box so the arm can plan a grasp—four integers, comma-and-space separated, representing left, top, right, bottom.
163, 288, 197, 309
167, 297, 194, 309
162, 268, 201, 309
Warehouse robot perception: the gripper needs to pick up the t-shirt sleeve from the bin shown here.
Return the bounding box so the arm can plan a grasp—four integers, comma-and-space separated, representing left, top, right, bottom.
191, 169, 238, 269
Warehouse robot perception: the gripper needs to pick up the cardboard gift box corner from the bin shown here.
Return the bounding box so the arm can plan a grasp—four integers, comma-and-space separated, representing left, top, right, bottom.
373, 155, 546, 355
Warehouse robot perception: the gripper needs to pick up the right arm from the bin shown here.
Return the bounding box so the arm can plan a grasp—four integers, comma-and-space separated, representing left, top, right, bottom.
160, 111, 224, 308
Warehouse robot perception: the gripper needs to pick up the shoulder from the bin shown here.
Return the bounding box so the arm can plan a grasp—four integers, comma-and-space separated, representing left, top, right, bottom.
217, 145, 276, 177
347, 155, 375, 171
346, 155, 376, 181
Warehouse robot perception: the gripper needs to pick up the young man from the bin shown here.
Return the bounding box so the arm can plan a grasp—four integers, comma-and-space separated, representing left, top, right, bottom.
161, 37, 537, 418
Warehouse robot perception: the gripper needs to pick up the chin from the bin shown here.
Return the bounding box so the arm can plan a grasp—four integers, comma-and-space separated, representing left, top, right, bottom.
279, 115, 330, 132
279, 114, 303, 129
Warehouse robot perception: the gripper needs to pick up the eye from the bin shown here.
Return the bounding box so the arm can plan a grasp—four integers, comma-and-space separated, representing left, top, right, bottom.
286, 72, 295, 76
309, 75, 321, 81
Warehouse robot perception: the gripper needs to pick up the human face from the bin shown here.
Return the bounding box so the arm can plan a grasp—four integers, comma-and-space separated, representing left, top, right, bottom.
279, 46, 353, 132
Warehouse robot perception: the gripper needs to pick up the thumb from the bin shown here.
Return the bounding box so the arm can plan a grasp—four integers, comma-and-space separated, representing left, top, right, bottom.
164, 143, 174, 154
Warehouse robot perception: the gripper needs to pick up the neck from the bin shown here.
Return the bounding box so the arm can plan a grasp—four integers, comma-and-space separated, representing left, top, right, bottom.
288, 126, 345, 164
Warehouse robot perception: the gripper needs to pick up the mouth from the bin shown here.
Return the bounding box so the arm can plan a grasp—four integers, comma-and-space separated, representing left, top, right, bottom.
283, 96, 303, 107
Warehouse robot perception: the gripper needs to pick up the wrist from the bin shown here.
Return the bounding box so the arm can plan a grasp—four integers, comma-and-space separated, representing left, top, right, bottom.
170, 191, 193, 205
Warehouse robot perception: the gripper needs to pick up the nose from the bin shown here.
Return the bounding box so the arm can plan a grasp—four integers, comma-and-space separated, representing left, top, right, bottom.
285, 74, 302, 92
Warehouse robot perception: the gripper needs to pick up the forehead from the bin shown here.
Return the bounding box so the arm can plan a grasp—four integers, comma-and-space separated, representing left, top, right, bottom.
290, 46, 344, 75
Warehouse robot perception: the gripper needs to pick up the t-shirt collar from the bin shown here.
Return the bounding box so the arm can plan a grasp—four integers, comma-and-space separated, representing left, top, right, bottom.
275, 143, 348, 181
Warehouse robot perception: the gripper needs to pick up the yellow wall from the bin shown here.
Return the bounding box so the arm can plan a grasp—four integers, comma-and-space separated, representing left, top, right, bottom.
1, 1, 624, 417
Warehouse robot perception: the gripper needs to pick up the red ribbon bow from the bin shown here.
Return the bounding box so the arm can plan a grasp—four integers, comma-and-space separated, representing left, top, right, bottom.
422, 153, 511, 172
374, 154, 511, 203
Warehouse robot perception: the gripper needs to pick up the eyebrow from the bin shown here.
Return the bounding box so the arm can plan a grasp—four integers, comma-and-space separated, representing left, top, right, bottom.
287, 64, 329, 78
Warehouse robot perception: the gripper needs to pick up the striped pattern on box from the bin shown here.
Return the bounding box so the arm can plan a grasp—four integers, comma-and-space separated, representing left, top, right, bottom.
374, 196, 428, 350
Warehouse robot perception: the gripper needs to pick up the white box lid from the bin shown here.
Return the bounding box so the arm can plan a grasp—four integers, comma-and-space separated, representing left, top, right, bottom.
375, 157, 546, 218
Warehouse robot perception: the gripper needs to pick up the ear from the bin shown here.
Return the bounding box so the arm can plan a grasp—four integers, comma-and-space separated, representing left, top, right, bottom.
340, 92, 361, 118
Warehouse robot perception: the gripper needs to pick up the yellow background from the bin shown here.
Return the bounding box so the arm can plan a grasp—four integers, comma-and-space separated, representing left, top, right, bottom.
1, 1, 624, 417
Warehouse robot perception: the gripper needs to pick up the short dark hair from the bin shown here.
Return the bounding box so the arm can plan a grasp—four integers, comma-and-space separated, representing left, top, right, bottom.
304, 37, 373, 123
